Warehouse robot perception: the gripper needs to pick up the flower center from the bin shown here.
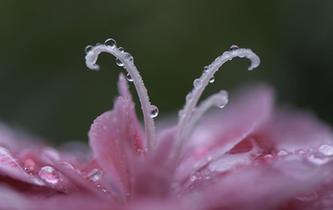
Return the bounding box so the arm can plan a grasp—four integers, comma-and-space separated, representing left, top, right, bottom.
85, 39, 260, 155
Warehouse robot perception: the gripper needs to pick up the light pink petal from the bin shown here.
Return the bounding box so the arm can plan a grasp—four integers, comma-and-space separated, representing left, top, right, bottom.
176, 85, 274, 181
194, 157, 328, 210
89, 74, 145, 194
261, 108, 333, 152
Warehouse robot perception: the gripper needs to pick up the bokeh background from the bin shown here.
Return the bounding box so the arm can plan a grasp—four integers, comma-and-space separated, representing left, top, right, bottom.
0, 0, 332, 144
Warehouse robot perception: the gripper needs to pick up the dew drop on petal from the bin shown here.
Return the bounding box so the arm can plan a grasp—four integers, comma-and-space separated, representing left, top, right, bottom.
149, 105, 159, 118
85, 45, 93, 53
229, 44, 239, 51
190, 175, 197, 182
318, 144, 333, 156
88, 168, 103, 182
296, 192, 318, 202
126, 73, 133, 82
277, 150, 288, 157
104, 38, 116, 47
116, 58, 124, 67
209, 76, 215, 83
23, 159, 36, 173
38, 166, 59, 185
307, 154, 329, 165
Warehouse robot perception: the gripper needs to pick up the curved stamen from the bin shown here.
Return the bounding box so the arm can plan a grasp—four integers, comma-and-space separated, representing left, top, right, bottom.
182, 90, 228, 140
85, 40, 156, 150
175, 47, 260, 153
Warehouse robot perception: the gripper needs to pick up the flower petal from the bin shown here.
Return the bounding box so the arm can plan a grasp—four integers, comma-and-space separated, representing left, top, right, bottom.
89, 74, 145, 194
176, 85, 274, 182
261, 108, 333, 152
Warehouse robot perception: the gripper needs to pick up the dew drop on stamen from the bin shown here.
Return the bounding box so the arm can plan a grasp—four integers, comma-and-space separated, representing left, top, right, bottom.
104, 38, 116, 47
217, 103, 226, 109
229, 44, 239, 51
186, 92, 192, 101
149, 105, 159, 118
203, 66, 209, 73
124, 53, 134, 63
193, 79, 201, 88
178, 110, 184, 117
38, 166, 59, 185
85, 45, 93, 53
209, 76, 215, 83
116, 58, 124, 67
118, 47, 125, 53
126, 73, 133, 82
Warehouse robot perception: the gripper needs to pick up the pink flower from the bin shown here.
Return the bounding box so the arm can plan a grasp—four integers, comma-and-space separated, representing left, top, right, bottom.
1, 39, 333, 210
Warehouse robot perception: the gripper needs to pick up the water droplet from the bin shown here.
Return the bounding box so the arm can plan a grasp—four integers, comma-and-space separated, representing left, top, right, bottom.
277, 150, 288, 157
307, 153, 329, 165
190, 175, 197, 182
126, 73, 133, 82
229, 44, 239, 51
118, 47, 125, 53
209, 76, 215, 83
178, 110, 184, 117
296, 149, 306, 155
149, 105, 159, 118
38, 166, 59, 185
88, 169, 103, 182
104, 38, 116, 47
217, 103, 226, 109
193, 79, 201, 88
186, 92, 192, 101
319, 144, 333, 156
203, 66, 209, 71
264, 154, 274, 160
116, 58, 124, 67
85, 45, 93, 53
124, 53, 134, 63
24, 159, 36, 173
296, 192, 318, 202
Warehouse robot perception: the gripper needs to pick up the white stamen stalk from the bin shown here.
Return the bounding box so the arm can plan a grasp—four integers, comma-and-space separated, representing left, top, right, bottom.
85, 41, 156, 150
183, 90, 228, 139
176, 47, 260, 153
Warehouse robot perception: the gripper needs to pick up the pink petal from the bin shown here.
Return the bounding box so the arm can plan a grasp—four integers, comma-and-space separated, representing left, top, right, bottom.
196, 158, 327, 210
176, 85, 274, 182
89, 74, 145, 194
261, 108, 333, 152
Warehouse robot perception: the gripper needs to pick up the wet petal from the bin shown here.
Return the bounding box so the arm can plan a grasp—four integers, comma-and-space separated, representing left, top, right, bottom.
176, 85, 274, 181
262, 108, 333, 152
89, 74, 145, 194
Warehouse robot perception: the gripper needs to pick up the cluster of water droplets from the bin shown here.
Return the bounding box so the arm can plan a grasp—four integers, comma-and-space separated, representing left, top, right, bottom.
264, 144, 333, 167
85, 38, 134, 82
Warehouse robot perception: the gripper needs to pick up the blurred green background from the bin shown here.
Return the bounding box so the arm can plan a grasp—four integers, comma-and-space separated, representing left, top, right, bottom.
0, 0, 332, 144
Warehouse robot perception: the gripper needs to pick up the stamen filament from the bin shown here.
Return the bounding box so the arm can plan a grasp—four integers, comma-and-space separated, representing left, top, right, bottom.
85, 42, 156, 150
176, 47, 260, 153
183, 90, 228, 139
